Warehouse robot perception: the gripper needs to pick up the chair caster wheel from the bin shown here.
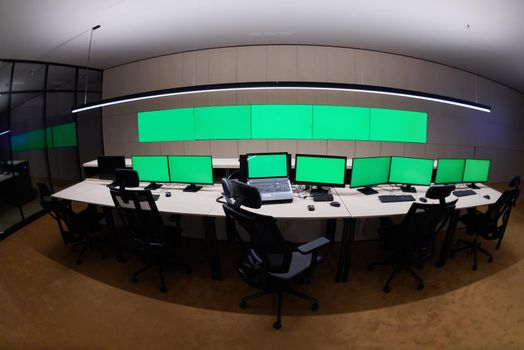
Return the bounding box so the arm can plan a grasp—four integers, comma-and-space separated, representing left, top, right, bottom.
383, 286, 390, 293
132, 276, 138, 284
239, 301, 247, 309
472, 265, 477, 271
273, 321, 282, 330
161, 286, 167, 293
417, 283, 424, 290
310, 302, 319, 311
488, 257, 493, 263
367, 264, 373, 271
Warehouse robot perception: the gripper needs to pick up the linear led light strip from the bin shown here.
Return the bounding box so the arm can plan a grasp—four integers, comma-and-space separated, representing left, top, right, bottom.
0, 129, 10, 136
71, 81, 491, 113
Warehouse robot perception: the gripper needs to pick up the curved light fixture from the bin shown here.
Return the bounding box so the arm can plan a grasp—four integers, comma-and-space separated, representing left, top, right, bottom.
71, 81, 491, 114
0, 129, 10, 136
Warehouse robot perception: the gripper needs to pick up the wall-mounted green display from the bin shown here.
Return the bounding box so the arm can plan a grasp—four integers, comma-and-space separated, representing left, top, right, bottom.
137, 104, 428, 143
11, 122, 77, 152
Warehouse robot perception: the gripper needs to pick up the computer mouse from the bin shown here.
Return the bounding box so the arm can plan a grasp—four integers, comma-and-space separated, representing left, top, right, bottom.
307, 204, 315, 211
484, 194, 490, 200
330, 201, 341, 207
165, 192, 171, 198
419, 197, 427, 203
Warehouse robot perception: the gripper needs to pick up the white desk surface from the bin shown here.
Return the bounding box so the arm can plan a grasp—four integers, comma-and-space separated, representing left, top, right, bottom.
335, 185, 501, 219
0, 173, 19, 182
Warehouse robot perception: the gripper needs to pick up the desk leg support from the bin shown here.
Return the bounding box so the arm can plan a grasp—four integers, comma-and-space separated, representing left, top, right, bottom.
336, 218, 356, 283
436, 211, 459, 267
203, 216, 223, 281
103, 207, 125, 263
326, 219, 336, 243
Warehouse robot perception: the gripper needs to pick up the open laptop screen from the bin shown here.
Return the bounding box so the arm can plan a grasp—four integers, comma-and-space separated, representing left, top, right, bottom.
247, 153, 289, 179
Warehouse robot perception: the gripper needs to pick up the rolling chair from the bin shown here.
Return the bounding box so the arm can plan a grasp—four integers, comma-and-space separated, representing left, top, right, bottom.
450, 185, 520, 270
368, 185, 457, 293
222, 179, 329, 330
37, 182, 106, 264
110, 186, 187, 293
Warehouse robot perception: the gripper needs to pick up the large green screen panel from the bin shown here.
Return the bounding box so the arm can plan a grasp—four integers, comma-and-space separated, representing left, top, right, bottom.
294, 155, 346, 186
251, 104, 313, 139
52, 122, 77, 148
194, 105, 251, 140
435, 159, 465, 184
132, 155, 170, 182
168, 155, 213, 185
313, 106, 370, 140
247, 153, 288, 179
138, 108, 194, 142
370, 108, 427, 143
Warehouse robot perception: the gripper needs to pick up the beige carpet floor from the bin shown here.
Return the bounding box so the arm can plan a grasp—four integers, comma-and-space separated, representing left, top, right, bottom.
1, 184, 523, 349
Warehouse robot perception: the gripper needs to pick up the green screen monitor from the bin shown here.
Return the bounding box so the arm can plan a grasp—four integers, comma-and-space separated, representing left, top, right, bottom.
247, 153, 289, 179
294, 154, 347, 192
131, 155, 169, 190
435, 159, 466, 185
389, 156, 434, 193
350, 156, 391, 195
168, 155, 213, 192
463, 159, 490, 189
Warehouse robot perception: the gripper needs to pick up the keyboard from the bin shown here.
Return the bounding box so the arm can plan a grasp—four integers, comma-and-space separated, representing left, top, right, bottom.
378, 195, 416, 203
453, 190, 476, 197
248, 177, 294, 202
312, 192, 334, 202
254, 181, 291, 193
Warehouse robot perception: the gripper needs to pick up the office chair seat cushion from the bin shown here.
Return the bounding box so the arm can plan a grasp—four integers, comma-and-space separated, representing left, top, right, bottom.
268, 252, 320, 281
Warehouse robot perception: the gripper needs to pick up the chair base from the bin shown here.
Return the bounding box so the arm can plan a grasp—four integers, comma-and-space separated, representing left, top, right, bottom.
239, 287, 319, 329
368, 260, 424, 293
450, 238, 493, 270
71, 234, 106, 265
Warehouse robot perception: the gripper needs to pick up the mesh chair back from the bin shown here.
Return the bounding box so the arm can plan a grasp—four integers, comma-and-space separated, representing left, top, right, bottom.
481, 189, 519, 238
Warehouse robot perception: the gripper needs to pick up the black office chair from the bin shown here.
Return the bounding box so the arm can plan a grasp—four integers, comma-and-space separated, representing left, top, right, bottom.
450, 187, 520, 270
37, 182, 106, 264
368, 185, 457, 293
222, 179, 329, 330
110, 187, 187, 293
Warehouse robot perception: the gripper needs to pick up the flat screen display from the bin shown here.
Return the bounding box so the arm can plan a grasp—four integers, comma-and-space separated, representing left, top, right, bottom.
97, 156, 126, 180
251, 104, 313, 139
131, 155, 169, 182
389, 156, 433, 186
168, 155, 213, 185
369, 108, 427, 143
247, 153, 288, 179
463, 159, 490, 183
350, 156, 391, 188
435, 159, 465, 184
294, 154, 346, 187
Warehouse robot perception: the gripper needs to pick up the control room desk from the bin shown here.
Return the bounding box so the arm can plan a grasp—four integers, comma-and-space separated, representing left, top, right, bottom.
334, 184, 502, 281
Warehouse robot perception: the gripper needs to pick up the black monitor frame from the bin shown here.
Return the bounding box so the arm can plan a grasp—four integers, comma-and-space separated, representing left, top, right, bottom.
168, 155, 214, 192
388, 156, 434, 193
294, 153, 347, 192
434, 158, 466, 185
245, 152, 291, 180
97, 156, 127, 181
350, 156, 392, 195
131, 155, 170, 190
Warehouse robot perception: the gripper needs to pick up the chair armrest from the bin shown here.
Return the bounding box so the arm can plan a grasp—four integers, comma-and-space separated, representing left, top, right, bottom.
297, 237, 330, 254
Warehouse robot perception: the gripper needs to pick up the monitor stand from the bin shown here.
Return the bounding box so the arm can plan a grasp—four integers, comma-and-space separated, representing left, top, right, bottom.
400, 184, 417, 193
467, 182, 481, 189
145, 182, 162, 190
309, 186, 329, 194
183, 184, 202, 192
357, 186, 378, 195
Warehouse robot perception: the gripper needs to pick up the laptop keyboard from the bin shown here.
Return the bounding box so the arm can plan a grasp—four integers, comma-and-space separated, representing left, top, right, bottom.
252, 181, 291, 193
378, 195, 416, 203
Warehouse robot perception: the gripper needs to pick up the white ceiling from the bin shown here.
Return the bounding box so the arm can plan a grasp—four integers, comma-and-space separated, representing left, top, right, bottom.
1, 0, 523, 93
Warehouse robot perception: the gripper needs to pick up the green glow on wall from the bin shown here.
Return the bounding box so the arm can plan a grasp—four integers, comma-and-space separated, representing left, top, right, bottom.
138, 108, 194, 142
195, 105, 251, 140
313, 105, 370, 140
11, 122, 77, 152
52, 122, 77, 148
369, 108, 427, 143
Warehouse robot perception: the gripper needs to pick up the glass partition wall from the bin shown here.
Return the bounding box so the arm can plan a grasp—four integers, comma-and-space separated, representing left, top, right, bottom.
0, 60, 102, 236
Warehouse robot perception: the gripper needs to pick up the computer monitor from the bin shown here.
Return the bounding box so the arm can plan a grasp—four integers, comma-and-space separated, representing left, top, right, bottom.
350, 156, 391, 195
246, 152, 290, 179
168, 155, 213, 192
463, 159, 490, 189
131, 155, 169, 190
97, 156, 126, 180
389, 156, 434, 193
435, 158, 465, 185
294, 154, 347, 192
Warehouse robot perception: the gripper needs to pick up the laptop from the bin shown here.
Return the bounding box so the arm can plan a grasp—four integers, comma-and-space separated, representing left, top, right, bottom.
245, 152, 294, 203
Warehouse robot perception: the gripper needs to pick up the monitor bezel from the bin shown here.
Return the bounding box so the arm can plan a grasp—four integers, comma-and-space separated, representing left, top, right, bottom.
434, 158, 466, 185
97, 156, 126, 180
349, 156, 392, 188
168, 155, 214, 185
294, 153, 347, 188
246, 152, 291, 180
388, 156, 434, 186
131, 155, 171, 183
462, 158, 491, 183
